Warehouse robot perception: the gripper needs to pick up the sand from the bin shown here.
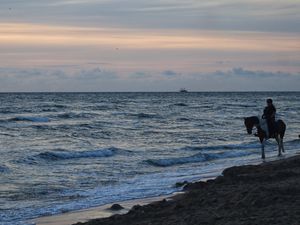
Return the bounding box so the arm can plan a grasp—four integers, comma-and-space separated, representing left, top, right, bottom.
33, 194, 180, 225
73, 155, 300, 225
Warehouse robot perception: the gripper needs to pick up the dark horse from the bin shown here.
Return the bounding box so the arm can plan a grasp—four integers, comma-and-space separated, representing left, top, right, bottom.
244, 116, 286, 159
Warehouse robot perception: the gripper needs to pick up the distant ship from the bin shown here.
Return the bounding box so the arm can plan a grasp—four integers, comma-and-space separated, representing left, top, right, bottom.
179, 88, 188, 93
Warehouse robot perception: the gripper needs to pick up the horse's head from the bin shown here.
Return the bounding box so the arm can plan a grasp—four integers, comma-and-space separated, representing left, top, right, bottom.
244, 117, 255, 134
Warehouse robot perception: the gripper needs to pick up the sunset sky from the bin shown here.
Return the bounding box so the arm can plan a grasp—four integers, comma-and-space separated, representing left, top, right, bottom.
0, 0, 299, 91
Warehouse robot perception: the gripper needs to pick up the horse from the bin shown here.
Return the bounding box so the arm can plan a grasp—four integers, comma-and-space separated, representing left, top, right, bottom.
244, 116, 286, 159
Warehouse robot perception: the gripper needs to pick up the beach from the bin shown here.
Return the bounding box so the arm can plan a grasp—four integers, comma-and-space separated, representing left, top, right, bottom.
2, 92, 300, 224
73, 154, 300, 225
1, 0, 300, 222
33, 195, 179, 225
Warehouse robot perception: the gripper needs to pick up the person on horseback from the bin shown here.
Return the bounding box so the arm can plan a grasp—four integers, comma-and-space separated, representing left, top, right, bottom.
262, 98, 276, 138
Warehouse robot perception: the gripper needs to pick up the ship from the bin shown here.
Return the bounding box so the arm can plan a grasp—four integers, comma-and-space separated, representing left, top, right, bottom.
179, 88, 188, 93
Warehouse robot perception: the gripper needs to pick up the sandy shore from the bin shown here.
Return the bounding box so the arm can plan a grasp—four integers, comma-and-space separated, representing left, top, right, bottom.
72, 154, 300, 225
33, 194, 182, 225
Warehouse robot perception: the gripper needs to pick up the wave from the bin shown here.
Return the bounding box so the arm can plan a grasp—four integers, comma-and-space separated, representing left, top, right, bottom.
57, 112, 97, 119
57, 112, 78, 119
89, 105, 116, 111
0, 132, 15, 137
223, 103, 256, 108
284, 139, 300, 150
9, 116, 50, 123
40, 104, 68, 112
180, 142, 259, 152
42, 104, 66, 108
285, 139, 300, 144
131, 113, 161, 119
36, 148, 118, 161
146, 150, 253, 167
0, 165, 9, 173
177, 117, 190, 122
173, 103, 188, 107
0, 109, 15, 114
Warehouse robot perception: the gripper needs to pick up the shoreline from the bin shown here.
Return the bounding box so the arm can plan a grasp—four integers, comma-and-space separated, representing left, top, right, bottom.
32, 153, 300, 225
73, 154, 300, 225
32, 193, 183, 225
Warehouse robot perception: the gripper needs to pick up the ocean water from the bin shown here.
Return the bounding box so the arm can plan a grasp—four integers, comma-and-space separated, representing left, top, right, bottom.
0, 92, 300, 225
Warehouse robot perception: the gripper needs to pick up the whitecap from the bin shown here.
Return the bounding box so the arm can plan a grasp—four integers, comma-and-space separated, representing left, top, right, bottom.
37, 148, 118, 161
11, 116, 50, 123
147, 150, 254, 167
181, 142, 260, 152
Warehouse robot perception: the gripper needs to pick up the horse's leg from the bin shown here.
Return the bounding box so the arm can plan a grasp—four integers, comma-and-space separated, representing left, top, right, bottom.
262, 141, 266, 159
260, 137, 265, 159
276, 135, 282, 157
281, 138, 285, 153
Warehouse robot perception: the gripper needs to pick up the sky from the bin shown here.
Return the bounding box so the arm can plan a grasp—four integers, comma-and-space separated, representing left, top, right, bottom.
0, 0, 299, 91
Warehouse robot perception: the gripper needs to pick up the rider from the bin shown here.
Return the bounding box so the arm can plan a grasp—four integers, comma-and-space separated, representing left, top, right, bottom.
262, 98, 276, 138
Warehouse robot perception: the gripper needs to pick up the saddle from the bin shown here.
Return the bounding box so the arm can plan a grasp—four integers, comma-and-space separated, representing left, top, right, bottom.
259, 117, 278, 138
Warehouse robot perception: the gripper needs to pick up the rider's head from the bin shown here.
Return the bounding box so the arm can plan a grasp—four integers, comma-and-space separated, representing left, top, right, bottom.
267, 98, 273, 105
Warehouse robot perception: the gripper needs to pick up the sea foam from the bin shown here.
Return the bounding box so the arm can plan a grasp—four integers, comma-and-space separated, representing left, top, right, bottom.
147, 150, 254, 167
37, 148, 117, 161
10, 116, 50, 123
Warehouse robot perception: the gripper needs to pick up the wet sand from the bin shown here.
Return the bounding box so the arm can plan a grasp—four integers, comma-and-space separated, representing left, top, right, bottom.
74, 155, 300, 225
33, 194, 181, 225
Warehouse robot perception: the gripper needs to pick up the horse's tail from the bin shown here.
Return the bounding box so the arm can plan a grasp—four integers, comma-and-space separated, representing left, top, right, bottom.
277, 120, 286, 139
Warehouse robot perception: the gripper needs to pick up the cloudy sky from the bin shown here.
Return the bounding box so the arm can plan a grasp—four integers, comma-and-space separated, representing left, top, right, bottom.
0, 0, 299, 91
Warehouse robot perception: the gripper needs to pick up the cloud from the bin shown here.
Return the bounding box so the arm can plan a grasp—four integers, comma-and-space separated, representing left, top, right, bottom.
74, 68, 119, 80
161, 70, 179, 77
0, 66, 299, 92
212, 67, 296, 79
0, 1, 298, 92
0, 66, 123, 92
129, 70, 180, 80
0, 67, 119, 80
0, 0, 299, 32
198, 68, 300, 91
0, 22, 298, 76
129, 71, 153, 79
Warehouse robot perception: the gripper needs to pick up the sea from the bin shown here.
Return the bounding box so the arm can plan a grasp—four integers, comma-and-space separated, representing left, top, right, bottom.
0, 92, 300, 225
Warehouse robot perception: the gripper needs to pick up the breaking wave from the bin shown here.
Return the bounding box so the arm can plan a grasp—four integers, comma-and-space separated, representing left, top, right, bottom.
9, 116, 50, 123
56, 112, 98, 119
177, 117, 190, 121
173, 103, 188, 107
146, 150, 254, 167
180, 142, 260, 152
223, 103, 256, 108
36, 148, 118, 161
131, 113, 161, 119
